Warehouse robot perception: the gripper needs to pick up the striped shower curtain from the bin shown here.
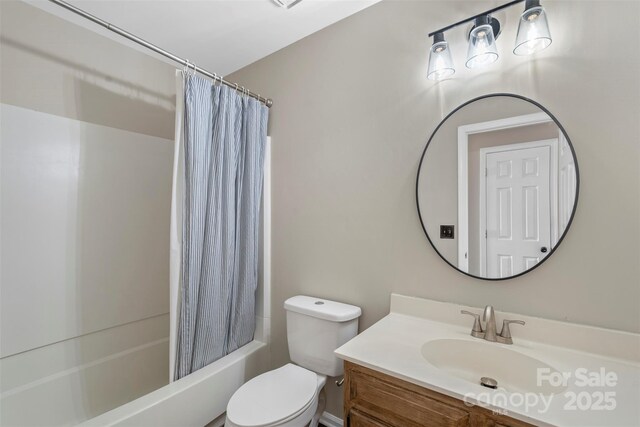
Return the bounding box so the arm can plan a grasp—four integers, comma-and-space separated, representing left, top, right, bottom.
169, 72, 268, 380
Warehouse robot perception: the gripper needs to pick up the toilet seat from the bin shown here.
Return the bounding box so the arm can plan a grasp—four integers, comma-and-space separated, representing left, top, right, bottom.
226, 364, 320, 427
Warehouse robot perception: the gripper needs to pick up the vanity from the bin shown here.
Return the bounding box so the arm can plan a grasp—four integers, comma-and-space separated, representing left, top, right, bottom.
335, 295, 640, 427
343, 361, 533, 427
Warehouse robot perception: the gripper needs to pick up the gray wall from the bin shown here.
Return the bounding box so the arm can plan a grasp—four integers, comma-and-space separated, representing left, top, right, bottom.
0, 0, 176, 138
228, 0, 640, 417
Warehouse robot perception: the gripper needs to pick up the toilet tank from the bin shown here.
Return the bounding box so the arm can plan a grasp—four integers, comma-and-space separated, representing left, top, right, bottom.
284, 296, 361, 377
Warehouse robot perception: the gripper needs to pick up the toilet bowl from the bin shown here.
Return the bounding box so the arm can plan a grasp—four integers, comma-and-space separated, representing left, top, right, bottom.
225, 296, 361, 427
225, 364, 326, 427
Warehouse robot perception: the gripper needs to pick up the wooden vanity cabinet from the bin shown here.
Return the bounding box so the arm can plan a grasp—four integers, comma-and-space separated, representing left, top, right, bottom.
343, 361, 534, 427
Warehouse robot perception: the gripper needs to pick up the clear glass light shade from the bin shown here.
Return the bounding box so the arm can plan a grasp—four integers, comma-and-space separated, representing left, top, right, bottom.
514, 6, 552, 55
466, 24, 499, 69
427, 41, 455, 81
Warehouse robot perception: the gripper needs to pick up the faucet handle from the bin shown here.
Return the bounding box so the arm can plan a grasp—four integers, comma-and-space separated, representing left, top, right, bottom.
461, 310, 484, 338
498, 319, 525, 344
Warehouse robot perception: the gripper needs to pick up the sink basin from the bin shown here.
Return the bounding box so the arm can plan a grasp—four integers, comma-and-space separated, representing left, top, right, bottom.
421, 339, 567, 396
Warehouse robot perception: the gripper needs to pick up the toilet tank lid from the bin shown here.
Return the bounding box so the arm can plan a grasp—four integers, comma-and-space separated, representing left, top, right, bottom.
284, 296, 361, 322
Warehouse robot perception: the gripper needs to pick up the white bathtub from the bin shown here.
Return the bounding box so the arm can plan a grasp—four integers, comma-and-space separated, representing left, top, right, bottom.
79, 340, 268, 427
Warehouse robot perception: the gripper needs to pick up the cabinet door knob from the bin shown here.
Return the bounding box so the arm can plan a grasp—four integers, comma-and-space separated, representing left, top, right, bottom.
541, 247, 548, 253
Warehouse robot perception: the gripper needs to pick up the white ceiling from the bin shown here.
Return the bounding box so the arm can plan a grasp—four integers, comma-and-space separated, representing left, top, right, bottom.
27, 0, 381, 76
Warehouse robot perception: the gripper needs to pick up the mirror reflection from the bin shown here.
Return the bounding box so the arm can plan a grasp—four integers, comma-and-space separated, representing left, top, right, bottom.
417, 95, 578, 280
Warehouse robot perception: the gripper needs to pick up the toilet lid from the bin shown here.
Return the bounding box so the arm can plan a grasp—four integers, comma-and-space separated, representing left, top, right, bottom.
226, 364, 318, 427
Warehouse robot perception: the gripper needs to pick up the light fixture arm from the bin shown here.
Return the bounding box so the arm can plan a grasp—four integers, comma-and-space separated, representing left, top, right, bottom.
428, 0, 524, 37
475, 15, 490, 27
525, 0, 541, 10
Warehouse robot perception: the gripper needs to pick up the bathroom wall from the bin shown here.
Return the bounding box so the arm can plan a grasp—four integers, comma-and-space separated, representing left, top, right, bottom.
0, 1, 176, 424
0, 0, 176, 137
228, 0, 640, 418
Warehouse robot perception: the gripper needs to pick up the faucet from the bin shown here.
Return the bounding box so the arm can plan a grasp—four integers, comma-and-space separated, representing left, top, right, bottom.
461, 305, 525, 345
483, 305, 498, 342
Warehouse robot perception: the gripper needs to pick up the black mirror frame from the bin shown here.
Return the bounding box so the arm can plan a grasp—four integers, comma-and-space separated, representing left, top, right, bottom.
416, 93, 580, 281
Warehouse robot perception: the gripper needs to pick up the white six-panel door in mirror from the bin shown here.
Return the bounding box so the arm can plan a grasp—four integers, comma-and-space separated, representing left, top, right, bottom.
417, 95, 578, 280
484, 143, 551, 278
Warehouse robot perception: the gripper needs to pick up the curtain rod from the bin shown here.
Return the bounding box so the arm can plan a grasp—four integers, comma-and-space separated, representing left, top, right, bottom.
47, 0, 273, 108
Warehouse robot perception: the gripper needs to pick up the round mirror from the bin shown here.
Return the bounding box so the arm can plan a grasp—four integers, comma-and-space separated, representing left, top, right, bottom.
417, 94, 579, 280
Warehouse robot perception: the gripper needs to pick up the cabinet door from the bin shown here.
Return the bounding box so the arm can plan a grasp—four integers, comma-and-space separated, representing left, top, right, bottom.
344, 362, 534, 427
348, 370, 470, 427
349, 409, 392, 427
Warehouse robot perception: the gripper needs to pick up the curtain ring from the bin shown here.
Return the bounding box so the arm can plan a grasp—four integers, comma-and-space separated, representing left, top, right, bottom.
213, 72, 218, 85
234, 83, 239, 93
184, 60, 196, 76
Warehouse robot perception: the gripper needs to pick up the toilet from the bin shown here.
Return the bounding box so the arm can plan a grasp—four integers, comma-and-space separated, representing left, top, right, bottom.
225, 295, 361, 427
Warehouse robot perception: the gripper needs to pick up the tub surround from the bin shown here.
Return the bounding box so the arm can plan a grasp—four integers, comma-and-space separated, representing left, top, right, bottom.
335, 294, 640, 426
0, 103, 173, 426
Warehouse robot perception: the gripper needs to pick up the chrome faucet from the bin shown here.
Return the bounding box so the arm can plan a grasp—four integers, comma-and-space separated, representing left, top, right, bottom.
483, 305, 498, 342
461, 305, 525, 345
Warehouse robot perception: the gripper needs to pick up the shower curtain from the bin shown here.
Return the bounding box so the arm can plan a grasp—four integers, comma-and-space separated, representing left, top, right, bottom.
169, 71, 268, 380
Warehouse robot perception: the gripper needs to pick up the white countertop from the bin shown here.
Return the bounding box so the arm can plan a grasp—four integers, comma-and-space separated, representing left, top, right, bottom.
335, 294, 640, 427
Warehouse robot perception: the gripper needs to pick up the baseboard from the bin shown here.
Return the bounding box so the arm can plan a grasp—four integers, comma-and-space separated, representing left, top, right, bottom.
320, 411, 343, 427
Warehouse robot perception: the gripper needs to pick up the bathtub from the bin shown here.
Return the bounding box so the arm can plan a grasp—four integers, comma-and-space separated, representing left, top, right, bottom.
78, 340, 268, 427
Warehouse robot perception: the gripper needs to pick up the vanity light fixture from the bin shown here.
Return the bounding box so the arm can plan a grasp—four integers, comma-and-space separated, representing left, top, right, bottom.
427, 32, 455, 80
427, 0, 552, 80
514, 0, 552, 55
